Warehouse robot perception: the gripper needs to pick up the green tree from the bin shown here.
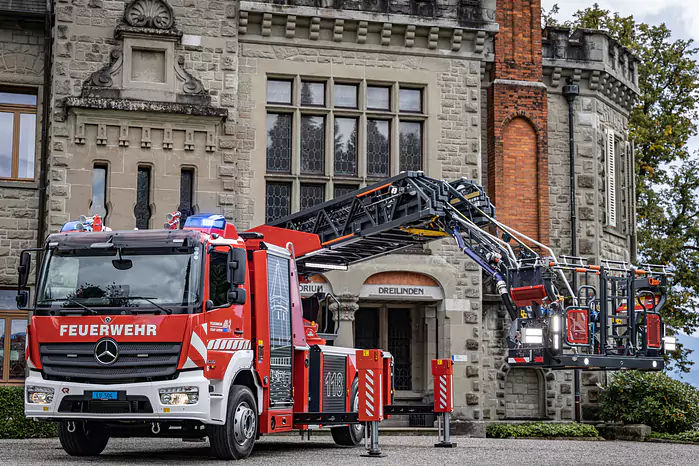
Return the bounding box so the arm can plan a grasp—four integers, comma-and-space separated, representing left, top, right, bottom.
547, 4, 699, 372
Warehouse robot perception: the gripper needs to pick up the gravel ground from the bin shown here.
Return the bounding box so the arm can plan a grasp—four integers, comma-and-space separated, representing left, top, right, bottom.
1, 435, 697, 466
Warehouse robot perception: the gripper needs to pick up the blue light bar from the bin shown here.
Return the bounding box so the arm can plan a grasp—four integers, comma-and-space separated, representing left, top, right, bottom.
184, 214, 226, 233
60, 221, 84, 232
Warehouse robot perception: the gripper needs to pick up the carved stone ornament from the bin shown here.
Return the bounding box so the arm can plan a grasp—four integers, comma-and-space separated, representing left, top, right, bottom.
124, 0, 175, 30
89, 50, 123, 88
175, 56, 205, 95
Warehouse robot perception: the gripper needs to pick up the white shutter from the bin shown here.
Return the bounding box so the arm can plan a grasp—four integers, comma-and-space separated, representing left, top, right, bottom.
606, 129, 617, 227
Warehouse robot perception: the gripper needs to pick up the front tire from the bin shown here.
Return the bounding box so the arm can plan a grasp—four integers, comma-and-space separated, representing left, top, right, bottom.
331, 377, 364, 446
209, 385, 258, 460
58, 421, 110, 457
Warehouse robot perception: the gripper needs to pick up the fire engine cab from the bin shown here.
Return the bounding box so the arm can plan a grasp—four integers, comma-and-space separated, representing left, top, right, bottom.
17, 172, 675, 459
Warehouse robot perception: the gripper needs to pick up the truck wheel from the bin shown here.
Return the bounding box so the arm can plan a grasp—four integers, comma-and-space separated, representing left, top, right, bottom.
331, 377, 364, 446
58, 421, 109, 456
209, 385, 258, 460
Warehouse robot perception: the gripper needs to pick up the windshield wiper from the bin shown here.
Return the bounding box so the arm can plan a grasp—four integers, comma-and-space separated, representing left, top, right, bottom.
126, 297, 172, 315
38, 298, 98, 315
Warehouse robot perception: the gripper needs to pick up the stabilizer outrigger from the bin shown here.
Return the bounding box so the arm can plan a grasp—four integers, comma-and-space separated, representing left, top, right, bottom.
268, 171, 674, 371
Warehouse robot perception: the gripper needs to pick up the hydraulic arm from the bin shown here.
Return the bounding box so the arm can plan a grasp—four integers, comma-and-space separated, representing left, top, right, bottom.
263, 171, 674, 371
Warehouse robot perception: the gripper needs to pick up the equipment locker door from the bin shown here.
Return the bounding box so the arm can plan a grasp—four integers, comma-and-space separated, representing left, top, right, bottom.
266, 250, 293, 407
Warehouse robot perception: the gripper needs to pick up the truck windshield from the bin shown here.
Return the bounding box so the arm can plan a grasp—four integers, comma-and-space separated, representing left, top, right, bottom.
35, 246, 202, 314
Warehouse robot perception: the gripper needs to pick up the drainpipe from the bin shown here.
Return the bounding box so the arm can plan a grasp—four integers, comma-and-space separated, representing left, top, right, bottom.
563, 80, 581, 423
36, 0, 53, 258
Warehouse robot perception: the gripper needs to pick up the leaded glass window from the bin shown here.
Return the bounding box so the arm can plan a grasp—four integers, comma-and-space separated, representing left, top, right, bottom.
399, 88, 422, 113
90, 165, 107, 218
266, 113, 292, 173
367, 86, 390, 110
301, 116, 325, 174
300, 184, 325, 210
179, 168, 194, 224
334, 84, 358, 108
266, 182, 291, 223
135, 167, 151, 230
267, 80, 292, 104
301, 81, 325, 106
333, 185, 357, 199
334, 117, 358, 176
399, 121, 422, 172
367, 119, 389, 177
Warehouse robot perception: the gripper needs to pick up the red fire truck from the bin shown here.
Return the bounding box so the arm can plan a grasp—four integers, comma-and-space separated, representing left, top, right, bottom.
18, 172, 674, 459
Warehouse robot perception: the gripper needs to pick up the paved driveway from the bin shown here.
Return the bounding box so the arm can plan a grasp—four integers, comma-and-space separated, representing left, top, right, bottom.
1, 435, 696, 465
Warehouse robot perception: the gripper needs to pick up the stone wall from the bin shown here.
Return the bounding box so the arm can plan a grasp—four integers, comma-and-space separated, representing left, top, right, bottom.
48, 0, 238, 232
0, 22, 45, 285
237, 0, 494, 420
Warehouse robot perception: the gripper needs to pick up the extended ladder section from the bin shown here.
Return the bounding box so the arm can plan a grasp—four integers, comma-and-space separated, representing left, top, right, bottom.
264, 171, 673, 371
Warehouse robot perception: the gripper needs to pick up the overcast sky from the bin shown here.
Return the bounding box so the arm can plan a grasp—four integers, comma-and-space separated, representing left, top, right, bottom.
542, 0, 699, 155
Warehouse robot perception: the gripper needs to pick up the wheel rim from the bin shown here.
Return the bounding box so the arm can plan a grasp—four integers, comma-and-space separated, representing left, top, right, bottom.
233, 401, 256, 446
351, 391, 363, 436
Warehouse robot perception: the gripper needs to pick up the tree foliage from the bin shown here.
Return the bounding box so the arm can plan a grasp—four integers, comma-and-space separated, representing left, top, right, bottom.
546, 4, 699, 372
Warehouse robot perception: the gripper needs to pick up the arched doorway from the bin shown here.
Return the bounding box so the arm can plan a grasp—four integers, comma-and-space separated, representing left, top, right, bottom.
504, 368, 546, 419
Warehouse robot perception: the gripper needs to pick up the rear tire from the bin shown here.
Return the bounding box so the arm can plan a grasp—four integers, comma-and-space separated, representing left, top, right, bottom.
209, 385, 258, 459
58, 421, 110, 457
331, 377, 364, 446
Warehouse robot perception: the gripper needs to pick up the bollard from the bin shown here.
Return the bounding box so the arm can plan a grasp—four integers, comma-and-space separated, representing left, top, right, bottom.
357, 349, 384, 457
432, 359, 456, 448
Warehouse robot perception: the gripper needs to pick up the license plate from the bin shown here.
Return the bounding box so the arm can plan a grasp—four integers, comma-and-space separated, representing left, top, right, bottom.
91, 391, 118, 400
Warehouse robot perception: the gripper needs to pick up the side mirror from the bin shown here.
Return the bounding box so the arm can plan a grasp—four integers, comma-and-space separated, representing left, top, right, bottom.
227, 248, 247, 286
16, 290, 29, 309
18, 251, 31, 289
205, 299, 214, 311
228, 288, 247, 306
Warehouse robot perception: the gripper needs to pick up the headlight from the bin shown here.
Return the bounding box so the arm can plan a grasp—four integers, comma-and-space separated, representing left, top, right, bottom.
664, 336, 677, 353
522, 328, 543, 345
159, 386, 199, 405
27, 386, 54, 405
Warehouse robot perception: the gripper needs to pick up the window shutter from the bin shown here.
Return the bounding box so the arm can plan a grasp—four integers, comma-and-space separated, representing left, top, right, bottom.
606, 130, 617, 227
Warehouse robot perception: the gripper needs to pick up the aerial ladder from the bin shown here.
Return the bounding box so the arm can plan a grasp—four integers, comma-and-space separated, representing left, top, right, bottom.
256, 171, 674, 371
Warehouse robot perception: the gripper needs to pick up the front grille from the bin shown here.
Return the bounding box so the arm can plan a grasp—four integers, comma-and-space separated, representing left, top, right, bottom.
40, 342, 181, 384
58, 395, 153, 414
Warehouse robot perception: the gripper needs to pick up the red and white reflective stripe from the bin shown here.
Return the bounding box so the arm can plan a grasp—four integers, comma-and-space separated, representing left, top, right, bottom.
438, 375, 448, 410
207, 339, 251, 351
508, 357, 530, 364
365, 369, 375, 419
25, 331, 36, 369
183, 323, 208, 369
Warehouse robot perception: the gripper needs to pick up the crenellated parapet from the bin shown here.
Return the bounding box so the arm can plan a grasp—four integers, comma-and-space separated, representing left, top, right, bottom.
543, 26, 639, 112
239, 0, 497, 57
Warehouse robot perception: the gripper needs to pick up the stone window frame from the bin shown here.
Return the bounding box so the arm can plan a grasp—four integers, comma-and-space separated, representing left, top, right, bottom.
264, 74, 428, 219
0, 88, 38, 182
0, 288, 28, 386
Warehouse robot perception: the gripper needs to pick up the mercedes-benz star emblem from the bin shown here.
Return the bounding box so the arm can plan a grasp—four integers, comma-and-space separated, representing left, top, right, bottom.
104, 316, 112, 324
94, 338, 119, 365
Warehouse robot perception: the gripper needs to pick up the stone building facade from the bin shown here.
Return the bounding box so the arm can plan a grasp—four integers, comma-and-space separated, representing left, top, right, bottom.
0, 0, 639, 428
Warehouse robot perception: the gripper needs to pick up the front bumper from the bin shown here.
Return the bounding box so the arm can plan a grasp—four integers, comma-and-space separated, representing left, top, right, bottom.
24, 370, 213, 423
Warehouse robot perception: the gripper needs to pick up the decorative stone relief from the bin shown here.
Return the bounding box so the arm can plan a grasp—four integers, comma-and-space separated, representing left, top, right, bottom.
89, 50, 123, 88
163, 127, 174, 150
550, 67, 562, 88
119, 125, 130, 147
474, 30, 486, 54
96, 124, 108, 145
124, 0, 175, 30
261, 13, 272, 37
333, 19, 344, 42
174, 56, 205, 95
184, 129, 195, 151
141, 127, 152, 148
329, 293, 359, 322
